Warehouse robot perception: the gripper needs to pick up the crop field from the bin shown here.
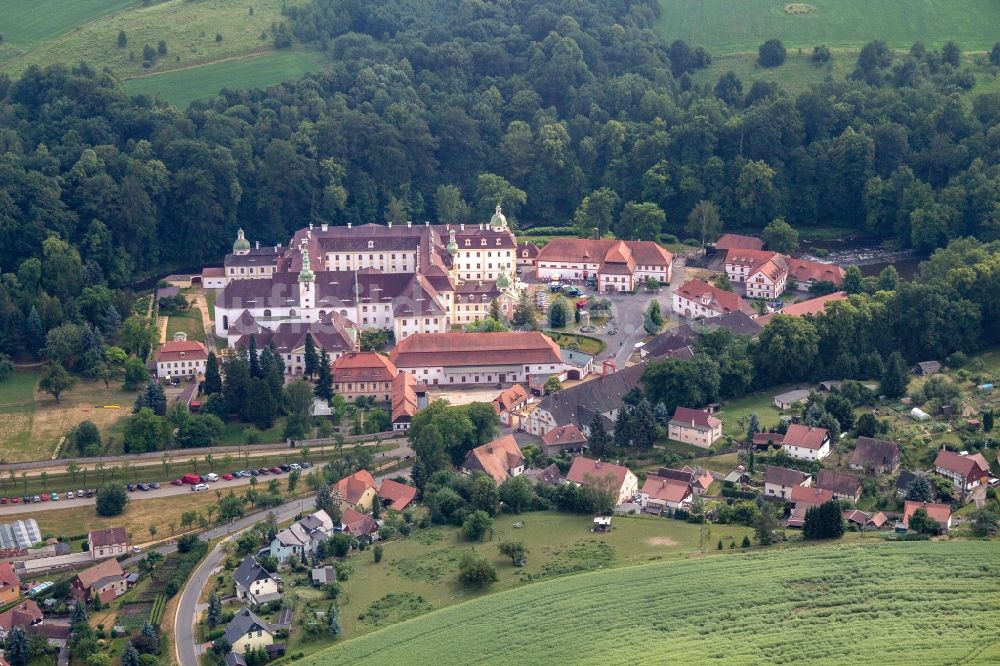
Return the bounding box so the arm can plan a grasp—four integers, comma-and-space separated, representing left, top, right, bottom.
0, 0, 312, 80
657, 0, 1000, 54
122, 48, 326, 108
305, 541, 1000, 664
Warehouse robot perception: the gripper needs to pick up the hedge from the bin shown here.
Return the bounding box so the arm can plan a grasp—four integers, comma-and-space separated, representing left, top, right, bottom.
721, 487, 758, 500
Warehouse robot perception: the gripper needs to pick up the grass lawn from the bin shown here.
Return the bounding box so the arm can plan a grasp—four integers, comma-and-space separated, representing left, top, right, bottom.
306, 540, 1000, 663
165, 308, 205, 342
715, 386, 792, 440
0, 0, 135, 47
122, 47, 327, 108
543, 331, 605, 356
0, 373, 138, 463
657, 0, 1000, 53
218, 418, 286, 446
0, 0, 313, 79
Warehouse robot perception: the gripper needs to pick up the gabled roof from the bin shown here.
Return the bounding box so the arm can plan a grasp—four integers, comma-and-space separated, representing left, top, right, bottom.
517, 242, 539, 258
536, 239, 671, 268
76, 558, 124, 589
331, 352, 396, 383
902, 501, 951, 527
642, 331, 697, 359
0, 600, 41, 630
378, 479, 418, 511
790, 485, 835, 507
786, 259, 846, 285
566, 457, 633, 492
765, 466, 810, 488
391, 332, 562, 368
233, 555, 274, 589
842, 509, 869, 526
869, 511, 889, 528
754, 432, 784, 446
816, 469, 861, 497
851, 437, 901, 469
758, 292, 847, 325
675, 279, 755, 316
725, 249, 787, 277
493, 384, 530, 414
332, 470, 377, 506
89, 527, 127, 548
154, 340, 208, 362
341, 507, 379, 536
536, 361, 648, 430
783, 424, 829, 450
224, 607, 272, 645
640, 476, 691, 503
696, 310, 763, 337
462, 435, 525, 485
933, 450, 990, 481
542, 424, 588, 448
391, 372, 419, 424
715, 234, 763, 251
0, 562, 19, 590
669, 406, 722, 432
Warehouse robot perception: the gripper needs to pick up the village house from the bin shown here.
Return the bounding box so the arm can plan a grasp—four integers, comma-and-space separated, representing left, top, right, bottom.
391, 331, 573, 387
671, 279, 755, 319
527, 361, 647, 436
0, 600, 42, 640
654, 467, 714, 495
850, 437, 901, 474
816, 469, 862, 502
266, 510, 334, 564
764, 466, 812, 499
331, 470, 378, 511
752, 431, 785, 450
71, 559, 126, 602
566, 458, 639, 507
667, 407, 723, 448
541, 424, 589, 456
516, 241, 539, 267
0, 563, 19, 605
390, 371, 423, 431
782, 424, 831, 461
339, 507, 380, 542
713, 234, 763, 254
234, 556, 283, 606
772, 389, 811, 410
639, 476, 692, 515
785, 258, 846, 291
755, 292, 848, 326
154, 333, 208, 381
786, 486, 837, 527
88, 527, 127, 559
225, 608, 275, 656
492, 384, 530, 427
534, 238, 673, 291
461, 435, 525, 485
378, 480, 418, 512
902, 501, 952, 532
915, 361, 941, 376
331, 352, 397, 403
933, 449, 990, 502
724, 249, 788, 299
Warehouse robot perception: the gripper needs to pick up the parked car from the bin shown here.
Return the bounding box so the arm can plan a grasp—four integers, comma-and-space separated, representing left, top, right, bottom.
247, 469, 259, 477
181, 474, 201, 485
191, 483, 209, 492
33, 495, 41, 503
132, 546, 142, 554
40, 494, 49, 502
66, 491, 74, 499
50, 493, 59, 501
150, 482, 160, 489
270, 467, 282, 474
22, 496, 30, 504
222, 473, 234, 481
289, 463, 301, 470
77, 489, 85, 497
258, 468, 270, 475
204, 473, 219, 482
171, 479, 183, 486
138, 483, 150, 491
9, 497, 18, 504
85, 489, 95, 498
279, 464, 291, 472
300, 461, 312, 469
0, 497, 7, 505
127, 484, 137, 492
564, 286, 581, 296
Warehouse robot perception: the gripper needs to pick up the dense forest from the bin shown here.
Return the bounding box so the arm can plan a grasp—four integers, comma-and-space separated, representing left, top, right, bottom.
1, 0, 1000, 360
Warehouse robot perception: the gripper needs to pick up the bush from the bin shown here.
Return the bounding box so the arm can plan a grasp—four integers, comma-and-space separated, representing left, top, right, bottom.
95, 485, 128, 516
458, 552, 497, 587
758, 39, 787, 67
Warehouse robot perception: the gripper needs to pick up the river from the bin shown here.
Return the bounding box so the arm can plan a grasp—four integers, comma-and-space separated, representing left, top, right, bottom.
799, 238, 924, 280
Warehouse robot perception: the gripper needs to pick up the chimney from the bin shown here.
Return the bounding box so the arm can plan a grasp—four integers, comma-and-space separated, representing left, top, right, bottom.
388, 221, 392, 228
255, 241, 260, 249
309, 222, 314, 231
592, 227, 600, 240
479, 223, 484, 230
425, 221, 430, 226
347, 223, 352, 229
321, 223, 328, 232
407, 220, 412, 228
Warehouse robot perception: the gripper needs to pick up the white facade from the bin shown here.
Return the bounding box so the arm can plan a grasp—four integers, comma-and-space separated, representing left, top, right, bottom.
782, 440, 831, 461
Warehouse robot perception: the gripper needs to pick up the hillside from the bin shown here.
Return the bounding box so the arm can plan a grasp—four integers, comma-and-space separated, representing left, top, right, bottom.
657, 0, 1000, 54
304, 541, 1000, 664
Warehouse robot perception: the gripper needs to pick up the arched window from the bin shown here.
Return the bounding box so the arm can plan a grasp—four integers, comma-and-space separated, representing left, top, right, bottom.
289, 309, 297, 317
340, 309, 348, 316
263, 309, 271, 317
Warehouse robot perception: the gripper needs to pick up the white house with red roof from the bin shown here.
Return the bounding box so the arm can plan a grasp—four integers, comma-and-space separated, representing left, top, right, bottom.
540, 424, 588, 456
902, 501, 952, 532
671, 279, 755, 319
667, 407, 723, 448
756, 291, 848, 326
639, 475, 692, 514
724, 249, 788, 299
782, 424, 831, 461
534, 239, 673, 291
330, 352, 397, 403
566, 457, 638, 506
461, 435, 525, 485
154, 333, 208, 381
933, 449, 990, 502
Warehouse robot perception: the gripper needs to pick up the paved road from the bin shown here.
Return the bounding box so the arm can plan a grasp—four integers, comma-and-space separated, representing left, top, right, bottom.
173, 466, 410, 665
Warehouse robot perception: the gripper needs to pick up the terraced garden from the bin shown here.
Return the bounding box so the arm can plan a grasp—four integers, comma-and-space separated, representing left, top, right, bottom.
305, 541, 1000, 664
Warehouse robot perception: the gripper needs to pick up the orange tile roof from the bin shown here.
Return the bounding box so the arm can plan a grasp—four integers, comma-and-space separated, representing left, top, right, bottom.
391, 332, 562, 368
640, 476, 692, 503
341, 506, 379, 536
790, 485, 835, 507
675, 279, 755, 315
759, 292, 847, 326
154, 340, 208, 362
902, 501, 951, 527
76, 559, 124, 590
670, 406, 722, 431
542, 424, 588, 447
783, 424, 829, 450
332, 470, 377, 506
535, 239, 671, 270
716, 234, 763, 251
0, 563, 19, 590
201, 267, 225, 277
462, 435, 525, 485
492, 384, 530, 414
787, 259, 846, 285
331, 352, 397, 383
391, 372, 418, 423
378, 480, 418, 511
566, 457, 632, 491
0, 600, 41, 631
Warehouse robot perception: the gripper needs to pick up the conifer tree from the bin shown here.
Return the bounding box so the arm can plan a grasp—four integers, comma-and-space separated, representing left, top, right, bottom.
314, 348, 333, 401
304, 333, 318, 377
203, 351, 222, 394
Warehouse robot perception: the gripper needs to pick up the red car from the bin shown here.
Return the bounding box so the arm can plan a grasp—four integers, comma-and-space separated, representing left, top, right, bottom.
9, 497, 18, 504
0, 497, 7, 504
258, 468, 270, 475
222, 473, 234, 481
171, 478, 183, 486
269, 467, 282, 474
40, 493, 49, 502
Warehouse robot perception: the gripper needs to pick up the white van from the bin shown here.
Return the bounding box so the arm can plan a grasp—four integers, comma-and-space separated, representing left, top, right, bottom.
191, 483, 209, 491
204, 473, 219, 482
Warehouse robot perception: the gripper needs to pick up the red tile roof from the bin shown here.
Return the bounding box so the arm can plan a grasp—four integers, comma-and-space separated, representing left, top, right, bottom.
201, 267, 225, 277
0, 563, 19, 591
669, 406, 722, 432
535, 239, 671, 270
378, 480, 418, 511
675, 279, 755, 316
462, 435, 525, 485
754, 432, 784, 446
715, 234, 764, 251
331, 352, 397, 383
332, 470, 377, 506
641, 476, 691, 503
759, 292, 848, 326
98, 588, 118, 605
787, 259, 846, 286
391, 372, 419, 424
566, 457, 632, 492
154, 340, 208, 362
391, 332, 562, 368
869, 511, 889, 528
816, 469, 861, 498
783, 424, 829, 450
902, 501, 951, 527
790, 485, 835, 507
725, 249, 787, 278
933, 450, 990, 482
542, 424, 588, 447
341, 507, 379, 536
765, 466, 810, 488
0, 600, 41, 631
76, 559, 124, 590
89, 527, 127, 548
493, 384, 530, 414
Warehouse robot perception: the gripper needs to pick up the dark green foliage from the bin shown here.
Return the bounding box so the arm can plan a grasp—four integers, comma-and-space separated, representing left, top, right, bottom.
314, 348, 333, 402
134, 382, 167, 416
5, 626, 30, 666
905, 475, 934, 503
304, 333, 318, 377
758, 39, 786, 67
907, 508, 939, 535
96, 484, 128, 516
803, 501, 845, 540
811, 45, 831, 65
203, 351, 222, 394
71, 420, 102, 456
117, 30, 127, 48
458, 552, 497, 587
548, 299, 568, 329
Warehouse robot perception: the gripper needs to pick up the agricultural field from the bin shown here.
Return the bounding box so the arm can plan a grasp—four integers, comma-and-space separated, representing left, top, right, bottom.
122, 48, 326, 108
306, 541, 1000, 664
0, 372, 137, 463
657, 0, 1000, 53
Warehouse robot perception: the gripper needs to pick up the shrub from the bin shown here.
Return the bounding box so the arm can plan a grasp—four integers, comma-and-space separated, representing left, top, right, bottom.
759, 39, 787, 67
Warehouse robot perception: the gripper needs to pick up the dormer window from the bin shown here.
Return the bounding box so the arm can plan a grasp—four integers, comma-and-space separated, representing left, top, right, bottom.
480, 239, 487, 246
496, 238, 501, 245
367, 240, 374, 249
465, 239, 471, 247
